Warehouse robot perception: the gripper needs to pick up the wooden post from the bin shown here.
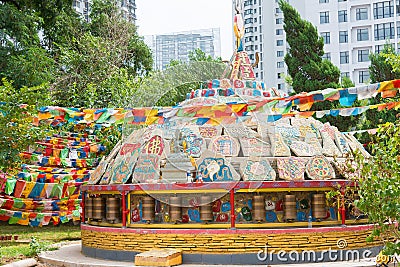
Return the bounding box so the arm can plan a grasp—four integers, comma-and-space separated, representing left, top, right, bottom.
230, 189, 235, 229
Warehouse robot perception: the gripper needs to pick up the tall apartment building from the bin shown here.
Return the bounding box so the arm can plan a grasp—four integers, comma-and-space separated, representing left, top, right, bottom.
144, 28, 222, 70
73, 0, 137, 23
237, 0, 400, 92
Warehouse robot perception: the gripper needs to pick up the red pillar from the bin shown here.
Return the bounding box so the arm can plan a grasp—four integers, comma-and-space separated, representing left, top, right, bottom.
340, 189, 346, 226
122, 191, 127, 227
81, 192, 85, 224
230, 189, 236, 229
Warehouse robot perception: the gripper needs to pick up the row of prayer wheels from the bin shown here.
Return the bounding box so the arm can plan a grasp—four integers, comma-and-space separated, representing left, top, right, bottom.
141, 196, 214, 223
85, 196, 121, 223
284, 194, 326, 222
85, 194, 326, 224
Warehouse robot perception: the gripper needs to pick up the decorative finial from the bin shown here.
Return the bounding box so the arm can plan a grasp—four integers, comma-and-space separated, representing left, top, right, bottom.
233, 0, 244, 52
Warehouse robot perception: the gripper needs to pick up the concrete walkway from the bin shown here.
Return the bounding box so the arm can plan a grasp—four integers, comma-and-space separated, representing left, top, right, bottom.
39, 242, 377, 267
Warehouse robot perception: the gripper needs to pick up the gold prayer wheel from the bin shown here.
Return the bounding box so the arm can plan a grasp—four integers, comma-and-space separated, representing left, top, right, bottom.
169, 196, 182, 223
252, 195, 265, 222
84, 196, 93, 220
284, 195, 297, 222
92, 196, 105, 221
142, 196, 155, 222
106, 197, 120, 224
312, 194, 326, 220
200, 196, 213, 222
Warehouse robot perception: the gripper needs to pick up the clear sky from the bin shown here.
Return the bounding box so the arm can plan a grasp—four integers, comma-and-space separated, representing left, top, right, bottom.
136, 0, 234, 60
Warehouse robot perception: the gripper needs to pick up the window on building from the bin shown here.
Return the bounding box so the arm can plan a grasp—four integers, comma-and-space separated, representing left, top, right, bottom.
244, 9, 253, 15
320, 11, 330, 23
375, 44, 384, 54
319, 0, 329, 3
276, 40, 284, 46
321, 32, 331, 44
359, 70, 370, 83
276, 8, 282, 13
374, 22, 395, 40
276, 18, 283, 24
276, 29, 283, 35
358, 49, 370, 62
338, 0, 347, 2
278, 83, 285, 90
245, 18, 253, 24
340, 51, 349, 64
397, 0, 400, 15
277, 61, 285, 68
255, 36, 258, 41
322, 53, 331, 61
277, 50, 284, 57
338, 10, 348, 22
356, 7, 368, 20
245, 27, 253, 33
357, 28, 369, 41
373, 1, 394, 19
341, 72, 350, 78
277, 73, 283, 79
339, 31, 348, 43
375, 43, 394, 53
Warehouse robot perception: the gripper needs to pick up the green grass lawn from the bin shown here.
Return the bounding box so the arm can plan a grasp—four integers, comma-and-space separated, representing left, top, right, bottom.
0, 223, 81, 265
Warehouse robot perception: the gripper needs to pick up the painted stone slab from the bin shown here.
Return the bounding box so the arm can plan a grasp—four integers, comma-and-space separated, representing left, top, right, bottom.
305, 133, 323, 156
110, 144, 141, 184
257, 124, 276, 142
306, 155, 335, 180
321, 132, 341, 157
99, 159, 115, 185
88, 157, 107, 185
290, 141, 316, 157
290, 118, 312, 128
271, 133, 291, 157
240, 158, 276, 181
319, 123, 336, 140
133, 153, 160, 183
184, 130, 207, 158
277, 157, 308, 181
275, 125, 300, 145
224, 125, 259, 138
334, 131, 351, 156
344, 133, 370, 158
209, 135, 240, 157
161, 153, 195, 183
157, 121, 178, 140
196, 150, 240, 182
198, 126, 222, 139
144, 135, 165, 156
298, 125, 318, 140
240, 137, 272, 157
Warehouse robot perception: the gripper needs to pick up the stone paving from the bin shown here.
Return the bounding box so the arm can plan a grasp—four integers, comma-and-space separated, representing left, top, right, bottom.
38, 242, 379, 267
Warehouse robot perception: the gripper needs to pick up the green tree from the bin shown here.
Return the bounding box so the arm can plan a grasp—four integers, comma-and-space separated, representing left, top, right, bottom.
340, 76, 355, 88
369, 43, 400, 83
154, 49, 225, 107
0, 79, 52, 173
279, 0, 340, 93
0, 0, 81, 89
52, 0, 153, 108
356, 122, 400, 255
